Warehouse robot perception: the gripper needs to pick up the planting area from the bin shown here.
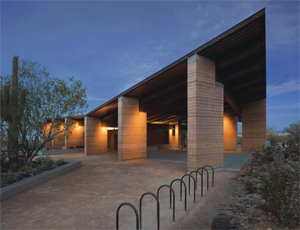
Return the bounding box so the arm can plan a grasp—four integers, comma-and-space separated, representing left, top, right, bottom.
0, 157, 67, 188
219, 148, 299, 229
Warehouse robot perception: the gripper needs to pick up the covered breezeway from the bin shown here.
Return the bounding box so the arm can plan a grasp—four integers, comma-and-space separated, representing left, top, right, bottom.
83, 9, 266, 172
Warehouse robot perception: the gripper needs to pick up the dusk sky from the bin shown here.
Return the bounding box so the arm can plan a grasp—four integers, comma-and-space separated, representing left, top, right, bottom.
1, 1, 299, 130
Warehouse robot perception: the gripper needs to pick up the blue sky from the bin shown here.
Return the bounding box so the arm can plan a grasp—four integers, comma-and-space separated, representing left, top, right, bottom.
1, 1, 299, 130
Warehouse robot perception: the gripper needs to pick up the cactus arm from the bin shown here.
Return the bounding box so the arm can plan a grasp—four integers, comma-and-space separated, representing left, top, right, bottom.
1, 85, 12, 121
11, 56, 19, 116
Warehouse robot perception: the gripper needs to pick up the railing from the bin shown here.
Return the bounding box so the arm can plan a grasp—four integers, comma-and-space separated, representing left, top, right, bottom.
157, 185, 175, 221
181, 174, 196, 203
170, 179, 187, 211
116, 165, 216, 229
139, 192, 160, 229
190, 170, 203, 196
197, 167, 209, 191
116, 202, 139, 230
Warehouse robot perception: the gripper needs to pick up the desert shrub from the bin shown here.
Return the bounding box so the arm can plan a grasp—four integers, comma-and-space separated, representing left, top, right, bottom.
36, 157, 54, 171
55, 159, 66, 167
237, 204, 246, 213
245, 180, 255, 193
0, 171, 21, 187
211, 214, 231, 229
261, 164, 300, 227
19, 165, 39, 176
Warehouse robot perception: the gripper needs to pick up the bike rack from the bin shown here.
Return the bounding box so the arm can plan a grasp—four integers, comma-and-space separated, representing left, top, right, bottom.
202, 165, 215, 187
170, 179, 187, 211
157, 185, 175, 222
181, 174, 196, 203
197, 167, 209, 191
190, 170, 203, 197
116, 202, 139, 230
139, 192, 160, 230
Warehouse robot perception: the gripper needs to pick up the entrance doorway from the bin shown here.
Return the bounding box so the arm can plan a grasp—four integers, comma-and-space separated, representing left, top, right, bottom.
114, 134, 118, 150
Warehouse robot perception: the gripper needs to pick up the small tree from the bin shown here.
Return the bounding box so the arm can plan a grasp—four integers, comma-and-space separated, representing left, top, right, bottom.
267, 125, 278, 147
1, 59, 88, 163
284, 121, 300, 160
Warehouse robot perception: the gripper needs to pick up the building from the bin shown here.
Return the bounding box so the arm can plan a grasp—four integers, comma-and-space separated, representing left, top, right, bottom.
47, 9, 266, 172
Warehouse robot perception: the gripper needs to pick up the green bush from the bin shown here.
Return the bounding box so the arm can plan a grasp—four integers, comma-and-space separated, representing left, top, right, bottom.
55, 159, 66, 167
261, 164, 299, 227
0, 171, 21, 187
36, 157, 55, 171
19, 165, 39, 176
284, 121, 300, 161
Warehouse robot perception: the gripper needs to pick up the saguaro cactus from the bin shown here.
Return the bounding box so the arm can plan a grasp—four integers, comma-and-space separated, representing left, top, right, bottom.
0, 56, 26, 171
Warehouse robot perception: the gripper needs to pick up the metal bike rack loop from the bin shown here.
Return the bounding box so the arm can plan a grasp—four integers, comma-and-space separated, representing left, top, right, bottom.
116, 202, 139, 230
157, 185, 175, 222
139, 192, 160, 230
181, 174, 196, 203
190, 170, 203, 197
197, 167, 209, 191
170, 179, 187, 211
202, 165, 215, 187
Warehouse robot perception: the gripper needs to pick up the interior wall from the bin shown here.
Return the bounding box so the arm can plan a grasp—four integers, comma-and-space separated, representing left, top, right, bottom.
65, 119, 84, 149
147, 124, 169, 146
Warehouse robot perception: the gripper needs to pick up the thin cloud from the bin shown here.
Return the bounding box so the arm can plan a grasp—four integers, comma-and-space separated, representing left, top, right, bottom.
86, 96, 106, 101
267, 80, 300, 97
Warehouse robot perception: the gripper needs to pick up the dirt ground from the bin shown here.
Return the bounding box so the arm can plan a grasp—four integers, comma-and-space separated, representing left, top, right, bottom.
1, 150, 249, 229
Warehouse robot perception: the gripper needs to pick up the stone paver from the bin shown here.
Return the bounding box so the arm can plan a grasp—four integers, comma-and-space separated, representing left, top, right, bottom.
1, 150, 249, 229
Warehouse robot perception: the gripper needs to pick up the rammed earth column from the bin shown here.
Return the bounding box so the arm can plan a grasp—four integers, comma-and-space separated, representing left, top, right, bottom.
84, 117, 107, 155
242, 99, 266, 151
187, 54, 224, 172
118, 96, 147, 161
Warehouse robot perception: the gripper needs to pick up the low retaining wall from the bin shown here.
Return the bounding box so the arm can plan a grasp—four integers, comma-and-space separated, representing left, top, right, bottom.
41, 148, 84, 155
1, 160, 82, 201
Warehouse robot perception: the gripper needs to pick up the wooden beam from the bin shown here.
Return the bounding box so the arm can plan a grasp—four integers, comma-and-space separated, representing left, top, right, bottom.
217, 39, 264, 69
141, 80, 186, 103
140, 103, 187, 117
222, 60, 264, 81
101, 109, 117, 120
224, 87, 242, 117
217, 75, 241, 117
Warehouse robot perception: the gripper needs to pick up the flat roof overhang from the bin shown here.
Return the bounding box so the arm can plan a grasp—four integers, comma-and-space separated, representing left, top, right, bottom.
87, 9, 266, 124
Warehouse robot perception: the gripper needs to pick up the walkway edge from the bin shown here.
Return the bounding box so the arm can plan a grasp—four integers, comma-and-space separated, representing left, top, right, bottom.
1, 160, 82, 201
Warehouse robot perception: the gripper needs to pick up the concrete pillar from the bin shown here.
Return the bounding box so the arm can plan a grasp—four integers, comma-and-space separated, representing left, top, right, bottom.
187, 54, 224, 172
118, 96, 147, 161
223, 111, 238, 151
65, 119, 84, 149
84, 117, 107, 155
242, 99, 266, 151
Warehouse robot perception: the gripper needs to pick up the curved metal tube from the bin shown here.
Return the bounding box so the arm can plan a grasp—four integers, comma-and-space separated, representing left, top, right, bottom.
197, 167, 209, 191
202, 165, 215, 187
170, 179, 187, 211
190, 170, 203, 197
157, 185, 175, 221
139, 192, 160, 230
116, 202, 139, 230
181, 174, 196, 203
